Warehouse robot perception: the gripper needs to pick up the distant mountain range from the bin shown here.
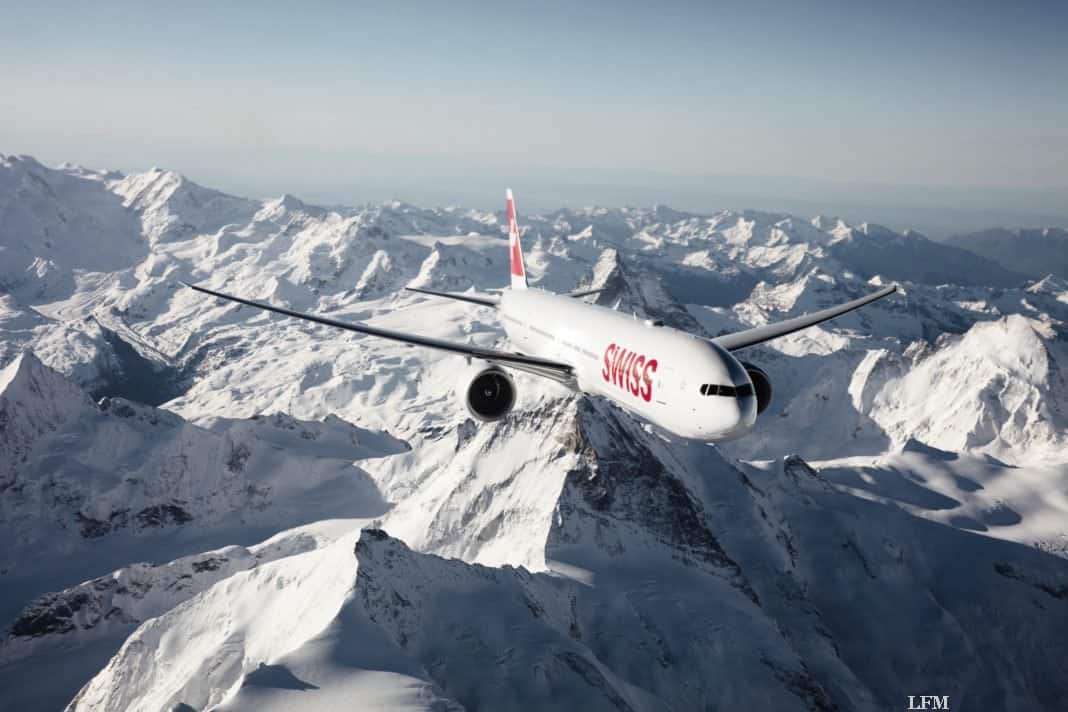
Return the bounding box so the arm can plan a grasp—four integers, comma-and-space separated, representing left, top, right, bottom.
947, 227, 1068, 280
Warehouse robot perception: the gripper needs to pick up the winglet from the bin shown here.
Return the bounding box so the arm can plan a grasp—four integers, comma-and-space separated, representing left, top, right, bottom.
506, 188, 528, 290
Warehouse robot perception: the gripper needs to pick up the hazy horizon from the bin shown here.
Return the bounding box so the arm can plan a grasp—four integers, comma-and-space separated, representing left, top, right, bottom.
4, 0, 1067, 236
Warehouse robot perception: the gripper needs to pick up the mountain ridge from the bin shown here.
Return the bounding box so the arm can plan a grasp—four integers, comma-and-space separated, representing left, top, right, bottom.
946, 227, 1068, 280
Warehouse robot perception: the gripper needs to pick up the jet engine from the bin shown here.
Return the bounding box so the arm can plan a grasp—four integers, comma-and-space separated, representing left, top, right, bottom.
741, 362, 773, 414
458, 363, 516, 422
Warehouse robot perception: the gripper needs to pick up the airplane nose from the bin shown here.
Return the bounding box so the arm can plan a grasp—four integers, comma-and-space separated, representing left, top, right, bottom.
713, 390, 757, 440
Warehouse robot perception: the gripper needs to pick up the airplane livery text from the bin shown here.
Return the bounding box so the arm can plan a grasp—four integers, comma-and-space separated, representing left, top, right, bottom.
602, 343, 659, 402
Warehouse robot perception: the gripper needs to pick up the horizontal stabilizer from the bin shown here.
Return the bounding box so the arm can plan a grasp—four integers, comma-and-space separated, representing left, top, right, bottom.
568, 287, 605, 299
404, 287, 499, 307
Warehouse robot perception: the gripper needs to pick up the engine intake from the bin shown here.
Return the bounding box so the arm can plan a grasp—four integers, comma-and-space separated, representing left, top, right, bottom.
741, 362, 773, 415
461, 365, 516, 422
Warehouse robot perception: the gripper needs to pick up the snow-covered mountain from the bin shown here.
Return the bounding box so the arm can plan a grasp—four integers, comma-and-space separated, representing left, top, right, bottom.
0, 351, 399, 576
1, 155, 1067, 711
0, 155, 144, 302
61, 407, 1068, 711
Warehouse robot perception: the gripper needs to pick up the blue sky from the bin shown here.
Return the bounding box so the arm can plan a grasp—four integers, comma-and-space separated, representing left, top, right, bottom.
2, 1, 1066, 230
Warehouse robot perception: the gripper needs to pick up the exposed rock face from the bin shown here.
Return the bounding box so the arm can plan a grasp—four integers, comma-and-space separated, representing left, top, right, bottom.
550, 398, 752, 593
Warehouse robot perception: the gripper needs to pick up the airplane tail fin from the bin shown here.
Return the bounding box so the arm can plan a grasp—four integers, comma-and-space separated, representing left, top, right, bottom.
506, 188, 528, 290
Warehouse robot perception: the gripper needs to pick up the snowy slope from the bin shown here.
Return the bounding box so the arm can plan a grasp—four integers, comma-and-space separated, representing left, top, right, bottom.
815, 440, 1068, 557
0, 351, 400, 587
0, 520, 362, 712
0, 155, 145, 302
861, 315, 1068, 464
71, 528, 816, 712
66, 400, 1068, 711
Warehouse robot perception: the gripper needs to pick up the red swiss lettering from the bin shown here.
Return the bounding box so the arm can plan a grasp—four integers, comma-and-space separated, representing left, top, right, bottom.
619, 351, 633, 388
640, 359, 658, 402
601, 343, 658, 402
613, 348, 628, 387
623, 354, 636, 394
602, 343, 616, 381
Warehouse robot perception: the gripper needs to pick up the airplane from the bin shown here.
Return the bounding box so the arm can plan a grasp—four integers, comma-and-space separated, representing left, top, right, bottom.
183, 189, 896, 442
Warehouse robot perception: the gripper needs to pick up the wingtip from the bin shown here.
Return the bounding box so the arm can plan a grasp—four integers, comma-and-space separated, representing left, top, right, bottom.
505, 187, 513, 201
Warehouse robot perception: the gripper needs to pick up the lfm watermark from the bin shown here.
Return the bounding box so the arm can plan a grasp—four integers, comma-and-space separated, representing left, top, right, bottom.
908, 695, 949, 710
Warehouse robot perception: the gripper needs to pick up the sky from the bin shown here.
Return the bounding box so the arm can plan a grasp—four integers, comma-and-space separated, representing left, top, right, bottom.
2, 0, 1067, 234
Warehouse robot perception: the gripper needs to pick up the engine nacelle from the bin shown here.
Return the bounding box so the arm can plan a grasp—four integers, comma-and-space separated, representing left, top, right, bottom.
458, 363, 517, 422
741, 362, 773, 415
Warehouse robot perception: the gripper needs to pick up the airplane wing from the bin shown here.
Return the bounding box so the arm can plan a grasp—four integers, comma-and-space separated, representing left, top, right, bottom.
712, 284, 897, 352
182, 282, 574, 385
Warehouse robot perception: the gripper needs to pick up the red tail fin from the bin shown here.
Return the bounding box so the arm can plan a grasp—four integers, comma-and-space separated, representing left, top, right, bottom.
506, 188, 528, 290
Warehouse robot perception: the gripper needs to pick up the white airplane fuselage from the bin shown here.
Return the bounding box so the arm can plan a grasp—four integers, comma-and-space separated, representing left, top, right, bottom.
500, 288, 758, 441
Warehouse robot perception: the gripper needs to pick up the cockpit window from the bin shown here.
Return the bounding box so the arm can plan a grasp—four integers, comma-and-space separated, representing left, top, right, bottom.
699, 383, 754, 397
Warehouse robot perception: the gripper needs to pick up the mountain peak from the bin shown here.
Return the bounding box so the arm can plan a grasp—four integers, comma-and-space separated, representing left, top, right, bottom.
0, 153, 46, 171
0, 350, 40, 393
0, 350, 90, 405
577, 247, 707, 333
0, 351, 95, 489
255, 193, 319, 222
407, 240, 495, 291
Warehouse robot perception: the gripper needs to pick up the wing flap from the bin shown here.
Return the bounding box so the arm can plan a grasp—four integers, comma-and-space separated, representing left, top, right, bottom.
712, 284, 897, 351
182, 282, 573, 384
